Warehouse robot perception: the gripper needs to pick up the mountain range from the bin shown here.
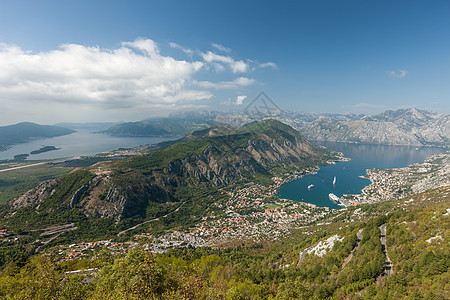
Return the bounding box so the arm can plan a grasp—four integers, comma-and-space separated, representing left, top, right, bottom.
102, 108, 450, 147
2, 108, 447, 152
299, 108, 450, 146
100, 118, 219, 137
0, 122, 75, 151
0, 119, 448, 299
2, 119, 338, 230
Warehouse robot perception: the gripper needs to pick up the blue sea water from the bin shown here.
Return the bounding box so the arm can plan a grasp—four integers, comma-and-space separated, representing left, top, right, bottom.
277, 142, 446, 209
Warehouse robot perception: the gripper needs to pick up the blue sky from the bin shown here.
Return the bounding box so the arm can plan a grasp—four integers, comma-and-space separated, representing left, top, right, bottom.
1, 0, 450, 124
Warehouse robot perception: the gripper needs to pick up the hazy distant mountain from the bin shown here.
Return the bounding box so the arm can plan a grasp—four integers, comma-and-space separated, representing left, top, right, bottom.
99, 107, 450, 146
101, 110, 361, 138
101, 118, 220, 137
0, 122, 75, 151
55, 122, 120, 131
299, 108, 450, 146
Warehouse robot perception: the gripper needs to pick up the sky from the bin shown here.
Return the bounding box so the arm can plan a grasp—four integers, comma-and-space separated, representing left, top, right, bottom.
1, 0, 450, 125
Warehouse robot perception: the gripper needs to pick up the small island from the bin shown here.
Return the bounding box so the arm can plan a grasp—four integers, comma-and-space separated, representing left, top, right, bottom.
30, 145, 61, 155
13, 154, 29, 161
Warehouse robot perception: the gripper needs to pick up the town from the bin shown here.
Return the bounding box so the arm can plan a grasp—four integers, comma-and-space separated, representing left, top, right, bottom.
4, 152, 449, 261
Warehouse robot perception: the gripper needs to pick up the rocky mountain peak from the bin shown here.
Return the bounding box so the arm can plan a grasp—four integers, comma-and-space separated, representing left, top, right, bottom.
5, 120, 337, 223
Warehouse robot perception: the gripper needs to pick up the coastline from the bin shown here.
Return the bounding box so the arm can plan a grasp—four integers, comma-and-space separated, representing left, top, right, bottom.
271, 152, 351, 207
0, 145, 11, 152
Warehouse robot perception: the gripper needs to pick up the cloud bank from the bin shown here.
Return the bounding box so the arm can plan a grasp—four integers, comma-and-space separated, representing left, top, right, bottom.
0, 39, 209, 107
0, 38, 275, 123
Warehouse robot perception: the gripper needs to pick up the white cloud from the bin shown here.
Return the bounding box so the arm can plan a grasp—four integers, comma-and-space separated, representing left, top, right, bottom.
201, 51, 249, 73
387, 69, 408, 78
230, 60, 248, 73
259, 61, 278, 69
236, 95, 247, 105
0, 39, 213, 119
0, 39, 209, 108
0, 38, 277, 124
194, 77, 256, 89
169, 42, 194, 55
211, 43, 231, 53
201, 51, 233, 64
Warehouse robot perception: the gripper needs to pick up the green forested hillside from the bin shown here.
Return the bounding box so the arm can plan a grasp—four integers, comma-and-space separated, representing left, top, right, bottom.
1, 120, 336, 236
0, 185, 448, 299
0, 120, 448, 299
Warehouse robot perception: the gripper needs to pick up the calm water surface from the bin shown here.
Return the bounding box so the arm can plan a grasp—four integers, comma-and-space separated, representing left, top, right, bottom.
0, 130, 177, 160
277, 142, 446, 209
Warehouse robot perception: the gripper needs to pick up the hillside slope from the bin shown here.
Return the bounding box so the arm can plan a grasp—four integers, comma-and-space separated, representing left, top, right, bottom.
0, 122, 75, 151
0, 184, 447, 299
2, 119, 338, 230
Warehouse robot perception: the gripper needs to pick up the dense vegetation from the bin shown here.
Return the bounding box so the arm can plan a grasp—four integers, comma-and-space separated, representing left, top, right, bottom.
118, 119, 335, 181
0, 178, 226, 270
1, 119, 447, 298
0, 164, 74, 204
0, 192, 447, 299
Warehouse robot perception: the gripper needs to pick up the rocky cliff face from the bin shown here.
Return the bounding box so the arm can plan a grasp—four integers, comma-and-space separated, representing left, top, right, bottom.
299, 108, 450, 146
160, 139, 317, 186
79, 178, 176, 221
7, 174, 177, 222
5, 120, 336, 222
9, 179, 60, 210
152, 121, 333, 188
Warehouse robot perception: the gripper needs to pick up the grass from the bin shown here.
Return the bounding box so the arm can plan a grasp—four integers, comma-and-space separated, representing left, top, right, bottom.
266, 203, 281, 209
0, 163, 74, 204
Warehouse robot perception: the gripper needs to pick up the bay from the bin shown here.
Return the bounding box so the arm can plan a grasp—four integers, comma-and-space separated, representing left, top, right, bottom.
277, 142, 446, 209
0, 130, 177, 161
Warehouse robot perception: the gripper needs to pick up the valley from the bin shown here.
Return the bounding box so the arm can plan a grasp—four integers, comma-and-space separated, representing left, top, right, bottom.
2, 2, 449, 297
0, 120, 340, 244
0, 118, 448, 299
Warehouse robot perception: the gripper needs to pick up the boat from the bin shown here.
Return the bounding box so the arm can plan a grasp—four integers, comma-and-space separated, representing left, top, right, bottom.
329, 193, 340, 203
332, 176, 336, 187
308, 184, 314, 190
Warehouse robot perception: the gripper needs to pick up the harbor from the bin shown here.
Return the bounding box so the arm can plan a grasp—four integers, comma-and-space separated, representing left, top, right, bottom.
277, 142, 445, 209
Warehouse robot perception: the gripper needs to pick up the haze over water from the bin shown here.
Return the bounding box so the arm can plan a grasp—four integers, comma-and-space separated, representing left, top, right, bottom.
277, 142, 446, 209
0, 130, 177, 160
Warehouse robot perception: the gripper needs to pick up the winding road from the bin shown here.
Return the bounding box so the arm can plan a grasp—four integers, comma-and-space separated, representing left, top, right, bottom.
380, 224, 393, 277
341, 228, 364, 270
297, 249, 307, 267
117, 201, 185, 236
